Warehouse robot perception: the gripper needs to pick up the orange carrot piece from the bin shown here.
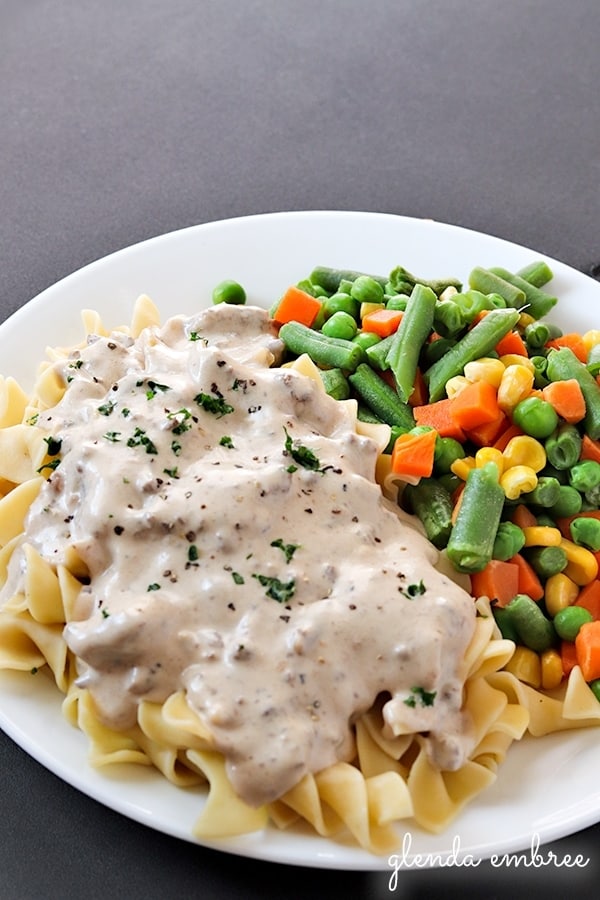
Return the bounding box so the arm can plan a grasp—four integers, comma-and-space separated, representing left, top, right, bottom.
413, 399, 466, 441
560, 639, 579, 677
575, 620, 600, 681
449, 380, 501, 431
465, 411, 509, 447
580, 435, 600, 464
542, 379, 586, 424
546, 333, 588, 363
495, 329, 528, 357
509, 552, 544, 601
451, 482, 465, 523
272, 286, 322, 327
575, 580, 600, 621
511, 504, 538, 529
361, 308, 404, 337
408, 368, 428, 407
390, 429, 437, 478
493, 423, 524, 451
470, 559, 520, 607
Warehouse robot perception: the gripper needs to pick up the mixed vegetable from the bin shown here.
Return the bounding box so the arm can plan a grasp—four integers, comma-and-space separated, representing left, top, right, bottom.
210, 261, 600, 703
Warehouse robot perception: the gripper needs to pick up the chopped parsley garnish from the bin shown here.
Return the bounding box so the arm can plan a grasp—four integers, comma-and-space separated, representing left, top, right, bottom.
167, 408, 192, 434
403, 686, 436, 708
27, 412, 39, 425
283, 427, 325, 473
97, 400, 116, 416
121, 407, 131, 417
270, 538, 300, 564
43, 436, 62, 455
401, 580, 427, 599
231, 571, 244, 585
147, 583, 161, 592
187, 544, 199, 562
171, 439, 182, 456
219, 435, 234, 449
101, 608, 110, 618
163, 466, 179, 478
194, 392, 234, 417
145, 380, 171, 400
252, 573, 296, 603
103, 431, 122, 443
37, 458, 61, 473
127, 427, 158, 454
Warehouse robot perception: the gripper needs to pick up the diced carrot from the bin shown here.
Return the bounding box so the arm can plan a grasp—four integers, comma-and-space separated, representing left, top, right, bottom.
575, 579, 600, 620
390, 429, 437, 478
471, 310, 490, 326
465, 411, 509, 447
408, 368, 428, 407
272, 286, 322, 327
449, 380, 501, 431
495, 329, 528, 357
470, 559, 520, 607
361, 308, 404, 337
560, 639, 579, 677
508, 552, 545, 601
575, 620, 600, 681
542, 379, 586, 424
451, 482, 465, 523
511, 504, 538, 529
546, 333, 588, 363
413, 398, 466, 441
580, 434, 600, 464
493, 423, 524, 451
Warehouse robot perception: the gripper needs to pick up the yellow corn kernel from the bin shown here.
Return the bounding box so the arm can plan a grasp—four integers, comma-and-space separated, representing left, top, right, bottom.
450, 456, 476, 480
521, 526, 563, 548
500, 465, 538, 500
463, 357, 505, 388
474, 447, 505, 474
518, 312, 536, 330
540, 649, 564, 691
560, 538, 599, 585
499, 353, 536, 373
497, 364, 535, 413
445, 375, 470, 399
583, 329, 600, 353
505, 646, 541, 688
360, 302, 384, 320
544, 572, 580, 617
502, 435, 547, 472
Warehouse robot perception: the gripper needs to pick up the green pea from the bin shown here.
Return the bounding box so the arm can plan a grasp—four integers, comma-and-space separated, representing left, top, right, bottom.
570, 517, 600, 552
322, 291, 360, 321
569, 460, 600, 493
493, 521, 526, 561
352, 331, 381, 352
553, 606, 593, 641
589, 679, 600, 702
433, 437, 466, 475
350, 275, 385, 305
512, 396, 559, 439
321, 311, 358, 341
385, 294, 409, 311
212, 279, 246, 305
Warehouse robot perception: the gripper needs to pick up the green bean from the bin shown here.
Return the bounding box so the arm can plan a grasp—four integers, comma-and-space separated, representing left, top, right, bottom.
553, 606, 593, 641
585, 483, 600, 506
586, 344, 600, 377
488, 267, 558, 319
432, 300, 467, 338
424, 308, 521, 402
524, 545, 568, 579
422, 336, 457, 368
278, 322, 364, 372
388, 265, 462, 297
548, 485, 583, 518
523, 476, 561, 508
492, 521, 526, 561
530, 355, 550, 388
524, 321, 562, 350
309, 266, 388, 294
365, 333, 396, 371
352, 331, 381, 352
516, 260, 554, 288
446, 462, 505, 573
319, 368, 350, 400
212, 279, 246, 305
492, 606, 520, 642
385, 284, 437, 403
357, 404, 383, 424
536, 514, 558, 529
467, 267, 526, 307
544, 423, 582, 470
452, 289, 506, 323
402, 478, 453, 549
546, 347, 600, 440
504, 594, 556, 652
348, 364, 415, 430
570, 517, 600, 552
569, 460, 600, 493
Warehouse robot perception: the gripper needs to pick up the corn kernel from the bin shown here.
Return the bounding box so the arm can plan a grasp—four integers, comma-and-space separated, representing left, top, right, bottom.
502, 435, 546, 472
583, 329, 600, 353
560, 538, 599, 585
450, 456, 476, 480
474, 447, 505, 474
505, 645, 541, 688
540, 649, 564, 690
544, 572, 580, 617
360, 302, 385, 320
522, 526, 563, 548
463, 357, 505, 388
518, 312, 536, 330
499, 354, 536, 372
497, 364, 535, 413
445, 375, 470, 399
500, 465, 538, 500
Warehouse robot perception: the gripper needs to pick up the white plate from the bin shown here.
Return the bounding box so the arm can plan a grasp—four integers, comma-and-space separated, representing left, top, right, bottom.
1, 211, 600, 871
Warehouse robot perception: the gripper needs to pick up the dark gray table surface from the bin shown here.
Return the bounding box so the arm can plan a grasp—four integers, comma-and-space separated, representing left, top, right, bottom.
2, 2, 600, 898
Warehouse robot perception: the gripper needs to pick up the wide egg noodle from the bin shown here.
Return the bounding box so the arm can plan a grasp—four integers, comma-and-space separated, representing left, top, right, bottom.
0, 294, 598, 854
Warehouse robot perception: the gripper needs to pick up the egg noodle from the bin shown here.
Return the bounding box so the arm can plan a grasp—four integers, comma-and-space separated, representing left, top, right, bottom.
0, 295, 599, 855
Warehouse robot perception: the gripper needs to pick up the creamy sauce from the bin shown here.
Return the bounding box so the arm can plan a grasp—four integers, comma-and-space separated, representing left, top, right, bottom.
4, 305, 477, 806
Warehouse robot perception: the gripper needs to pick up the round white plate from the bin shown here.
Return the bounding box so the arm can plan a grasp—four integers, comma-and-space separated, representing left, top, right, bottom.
1, 211, 600, 871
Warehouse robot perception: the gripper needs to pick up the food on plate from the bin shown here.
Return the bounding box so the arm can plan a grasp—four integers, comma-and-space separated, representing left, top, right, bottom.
1, 259, 599, 855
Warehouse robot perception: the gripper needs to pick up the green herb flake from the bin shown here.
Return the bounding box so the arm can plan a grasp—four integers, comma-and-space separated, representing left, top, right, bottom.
167, 408, 192, 435
127, 427, 158, 454
194, 392, 234, 417
270, 538, 300, 564
121, 407, 131, 417
145, 380, 171, 400
97, 401, 116, 416
103, 431, 122, 443
232, 571, 245, 585
283, 427, 325, 473
36, 458, 61, 474
171, 439, 182, 456
147, 583, 161, 592
219, 435, 234, 449
43, 436, 62, 456
188, 544, 199, 562
252, 573, 296, 603
402, 580, 427, 599
101, 608, 110, 619
403, 686, 436, 708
